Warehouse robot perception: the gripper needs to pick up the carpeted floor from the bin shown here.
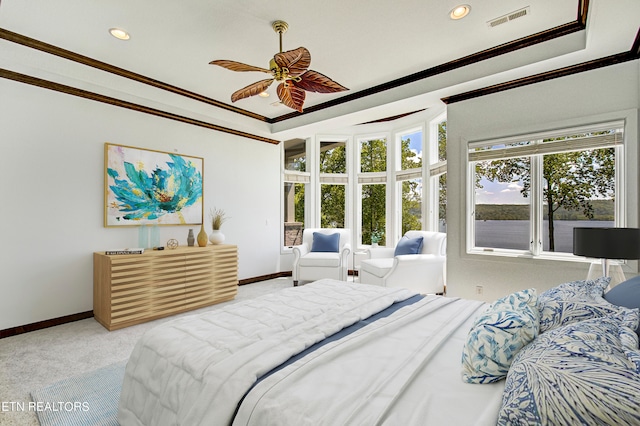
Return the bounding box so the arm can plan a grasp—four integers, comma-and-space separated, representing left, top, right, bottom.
0, 278, 293, 425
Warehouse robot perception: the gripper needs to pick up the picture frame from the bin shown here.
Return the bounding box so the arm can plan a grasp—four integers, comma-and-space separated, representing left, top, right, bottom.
104, 143, 204, 227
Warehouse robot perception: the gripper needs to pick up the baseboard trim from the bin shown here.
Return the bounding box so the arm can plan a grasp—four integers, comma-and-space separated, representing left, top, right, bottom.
0, 311, 94, 339
1, 273, 295, 339
238, 271, 292, 285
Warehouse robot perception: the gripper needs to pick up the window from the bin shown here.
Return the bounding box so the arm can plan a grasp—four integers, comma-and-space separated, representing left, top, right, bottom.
474, 156, 531, 250
434, 120, 447, 232
359, 137, 387, 245
321, 184, 346, 227
361, 184, 386, 245
320, 140, 346, 173
283, 139, 308, 246
360, 138, 386, 173
396, 129, 423, 235
281, 111, 448, 251
468, 122, 623, 257
283, 182, 305, 246
284, 138, 306, 172
319, 139, 348, 228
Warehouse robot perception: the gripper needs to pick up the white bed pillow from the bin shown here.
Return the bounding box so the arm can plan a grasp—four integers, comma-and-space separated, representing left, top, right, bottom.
498, 311, 640, 425
461, 288, 539, 384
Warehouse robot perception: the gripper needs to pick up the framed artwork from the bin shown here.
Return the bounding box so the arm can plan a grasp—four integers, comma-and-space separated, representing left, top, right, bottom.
104, 143, 203, 227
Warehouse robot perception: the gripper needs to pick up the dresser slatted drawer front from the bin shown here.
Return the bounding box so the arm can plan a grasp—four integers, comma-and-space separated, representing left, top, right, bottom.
185, 245, 238, 310
94, 245, 238, 330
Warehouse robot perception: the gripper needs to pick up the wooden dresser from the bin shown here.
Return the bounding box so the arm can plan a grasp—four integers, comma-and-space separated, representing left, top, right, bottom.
93, 245, 238, 331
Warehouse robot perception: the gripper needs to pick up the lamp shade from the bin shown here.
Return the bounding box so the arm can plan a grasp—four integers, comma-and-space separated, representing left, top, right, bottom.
573, 227, 640, 259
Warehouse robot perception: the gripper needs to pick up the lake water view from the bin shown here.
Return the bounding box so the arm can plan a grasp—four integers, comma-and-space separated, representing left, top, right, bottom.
475, 220, 614, 252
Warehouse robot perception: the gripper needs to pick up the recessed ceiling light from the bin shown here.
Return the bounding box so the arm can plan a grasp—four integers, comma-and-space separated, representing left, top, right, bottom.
258, 91, 270, 98
450, 5, 471, 20
109, 28, 130, 40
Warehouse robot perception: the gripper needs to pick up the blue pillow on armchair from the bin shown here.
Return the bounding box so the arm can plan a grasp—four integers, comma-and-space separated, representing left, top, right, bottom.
394, 236, 424, 256
311, 232, 340, 252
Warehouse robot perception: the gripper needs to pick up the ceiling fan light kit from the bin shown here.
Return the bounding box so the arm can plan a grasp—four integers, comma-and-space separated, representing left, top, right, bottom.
210, 20, 348, 112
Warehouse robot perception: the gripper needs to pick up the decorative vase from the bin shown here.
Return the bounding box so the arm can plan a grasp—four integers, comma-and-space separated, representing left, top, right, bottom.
197, 224, 208, 247
187, 229, 195, 247
209, 229, 225, 245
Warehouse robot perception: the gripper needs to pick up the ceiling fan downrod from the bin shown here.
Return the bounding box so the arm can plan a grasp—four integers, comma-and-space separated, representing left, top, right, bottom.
271, 20, 288, 53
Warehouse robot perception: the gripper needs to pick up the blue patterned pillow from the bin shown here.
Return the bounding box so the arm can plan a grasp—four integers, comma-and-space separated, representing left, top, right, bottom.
461, 288, 539, 384
537, 276, 634, 333
498, 312, 640, 426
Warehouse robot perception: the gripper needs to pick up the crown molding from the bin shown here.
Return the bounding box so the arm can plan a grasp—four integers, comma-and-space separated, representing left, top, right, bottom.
0, 68, 280, 144
0, 27, 269, 122
441, 28, 640, 104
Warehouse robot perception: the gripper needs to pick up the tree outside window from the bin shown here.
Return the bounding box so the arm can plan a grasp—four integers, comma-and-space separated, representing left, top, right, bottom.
320, 140, 347, 228
360, 138, 386, 244
437, 121, 447, 231
362, 184, 386, 245
399, 132, 423, 234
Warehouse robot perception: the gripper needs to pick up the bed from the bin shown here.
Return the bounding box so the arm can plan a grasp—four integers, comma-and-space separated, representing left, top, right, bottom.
118, 277, 640, 426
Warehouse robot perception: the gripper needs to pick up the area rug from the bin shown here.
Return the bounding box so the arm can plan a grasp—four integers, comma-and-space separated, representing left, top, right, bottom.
30, 360, 126, 426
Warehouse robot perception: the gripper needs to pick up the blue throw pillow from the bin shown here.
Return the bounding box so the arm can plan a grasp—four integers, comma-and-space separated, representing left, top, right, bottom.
394, 236, 423, 256
605, 275, 640, 335
311, 232, 340, 252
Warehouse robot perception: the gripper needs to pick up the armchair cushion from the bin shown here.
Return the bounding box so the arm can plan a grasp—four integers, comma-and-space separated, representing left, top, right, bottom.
311, 232, 340, 252
298, 252, 342, 267
360, 258, 395, 278
393, 236, 424, 256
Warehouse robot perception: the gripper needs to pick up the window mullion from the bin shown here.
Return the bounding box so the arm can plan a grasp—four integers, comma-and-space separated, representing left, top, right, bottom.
530, 152, 543, 256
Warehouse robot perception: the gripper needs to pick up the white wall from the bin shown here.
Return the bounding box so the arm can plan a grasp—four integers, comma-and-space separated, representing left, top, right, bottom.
0, 78, 282, 330
446, 61, 640, 302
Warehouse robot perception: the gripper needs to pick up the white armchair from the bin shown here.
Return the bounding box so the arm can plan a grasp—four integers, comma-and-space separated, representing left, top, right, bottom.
359, 230, 446, 294
292, 228, 351, 286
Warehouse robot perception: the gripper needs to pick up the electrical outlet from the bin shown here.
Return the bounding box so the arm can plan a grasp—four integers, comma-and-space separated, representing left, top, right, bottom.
475, 285, 483, 295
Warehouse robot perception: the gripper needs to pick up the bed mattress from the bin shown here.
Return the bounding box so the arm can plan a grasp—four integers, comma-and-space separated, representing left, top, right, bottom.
118, 279, 504, 425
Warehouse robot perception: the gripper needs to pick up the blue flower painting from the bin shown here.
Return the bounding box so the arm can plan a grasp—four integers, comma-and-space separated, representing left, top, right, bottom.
105, 144, 203, 226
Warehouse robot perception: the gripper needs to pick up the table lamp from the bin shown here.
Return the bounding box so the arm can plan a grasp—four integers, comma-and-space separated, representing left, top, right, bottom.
573, 227, 640, 279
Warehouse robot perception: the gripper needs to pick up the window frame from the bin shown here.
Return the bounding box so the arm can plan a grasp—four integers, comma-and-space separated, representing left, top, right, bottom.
355, 133, 391, 247
466, 120, 625, 260
282, 138, 311, 251
395, 126, 425, 238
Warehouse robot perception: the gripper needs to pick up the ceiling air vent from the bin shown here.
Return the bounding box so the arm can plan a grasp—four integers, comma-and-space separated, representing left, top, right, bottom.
488, 6, 530, 28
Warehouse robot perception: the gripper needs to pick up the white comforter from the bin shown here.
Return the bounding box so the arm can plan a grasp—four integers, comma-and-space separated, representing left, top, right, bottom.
235, 295, 506, 426
118, 279, 417, 426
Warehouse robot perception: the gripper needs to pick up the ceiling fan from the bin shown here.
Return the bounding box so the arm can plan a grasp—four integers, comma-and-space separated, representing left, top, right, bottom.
210, 20, 348, 113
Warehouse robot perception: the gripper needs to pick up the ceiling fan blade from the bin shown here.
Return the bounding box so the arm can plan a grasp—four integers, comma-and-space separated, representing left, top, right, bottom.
295, 70, 348, 93
230, 79, 274, 102
274, 47, 311, 77
277, 82, 306, 112
210, 60, 271, 74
